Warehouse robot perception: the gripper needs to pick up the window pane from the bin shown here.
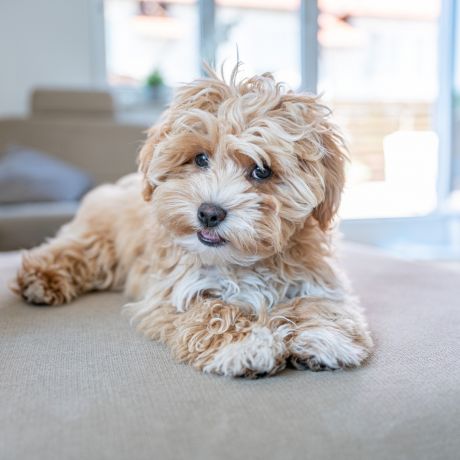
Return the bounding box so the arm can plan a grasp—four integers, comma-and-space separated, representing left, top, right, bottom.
318, 0, 440, 218
215, 0, 300, 88
104, 0, 198, 87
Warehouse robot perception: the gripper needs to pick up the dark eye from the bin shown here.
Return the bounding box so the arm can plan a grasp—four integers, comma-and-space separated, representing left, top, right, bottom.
195, 153, 209, 168
251, 164, 272, 181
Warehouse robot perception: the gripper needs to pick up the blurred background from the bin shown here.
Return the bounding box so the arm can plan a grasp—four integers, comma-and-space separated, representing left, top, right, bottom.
0, 0, 459, 263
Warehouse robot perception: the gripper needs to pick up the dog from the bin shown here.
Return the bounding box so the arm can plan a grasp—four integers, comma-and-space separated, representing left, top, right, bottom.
14, 67, 373, 378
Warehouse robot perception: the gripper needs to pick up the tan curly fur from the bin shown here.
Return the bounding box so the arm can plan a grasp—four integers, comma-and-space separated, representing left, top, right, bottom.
14, 67, 372, 378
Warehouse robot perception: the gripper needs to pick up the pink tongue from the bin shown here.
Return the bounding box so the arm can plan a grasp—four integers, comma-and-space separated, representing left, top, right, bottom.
200, 229, 221, 242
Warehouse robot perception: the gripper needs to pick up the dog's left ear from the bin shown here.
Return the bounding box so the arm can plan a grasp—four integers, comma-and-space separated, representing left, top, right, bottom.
281, 94, 347, 230
312, 125, 347, 231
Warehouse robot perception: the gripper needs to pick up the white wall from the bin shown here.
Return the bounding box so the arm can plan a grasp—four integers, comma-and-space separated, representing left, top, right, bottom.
0, 0, 106, 117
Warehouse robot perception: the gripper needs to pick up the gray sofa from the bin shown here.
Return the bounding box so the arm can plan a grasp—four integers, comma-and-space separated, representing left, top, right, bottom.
1, 243, 459, 460
0, 89, 147, 250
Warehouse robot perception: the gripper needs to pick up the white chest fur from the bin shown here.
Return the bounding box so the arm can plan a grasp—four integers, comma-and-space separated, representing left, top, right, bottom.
170, 263, 339, 313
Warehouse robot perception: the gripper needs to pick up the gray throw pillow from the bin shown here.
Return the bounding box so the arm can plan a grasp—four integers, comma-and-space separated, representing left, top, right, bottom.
0, 145, 93, 204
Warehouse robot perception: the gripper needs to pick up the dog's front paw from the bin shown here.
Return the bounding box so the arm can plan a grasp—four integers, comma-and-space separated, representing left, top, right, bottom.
14, 255, 74, 305
288, 354, 337, 371
288, 327, 372, 371
203, 326, 288, 378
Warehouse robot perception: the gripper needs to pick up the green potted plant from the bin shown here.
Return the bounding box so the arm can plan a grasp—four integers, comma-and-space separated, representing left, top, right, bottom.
145, 69, 165, 102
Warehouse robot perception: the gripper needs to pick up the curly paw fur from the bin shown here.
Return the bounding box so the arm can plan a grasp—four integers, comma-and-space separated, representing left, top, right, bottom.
287, 326, 372, 371
14, 255, 75, 305
203, 326, 289, 377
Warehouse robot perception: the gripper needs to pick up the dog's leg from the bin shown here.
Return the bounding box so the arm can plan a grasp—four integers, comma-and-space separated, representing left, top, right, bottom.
134, 295, 371, 377
135, 301, 290, 378
275, 297, 373, 371
13, 176, 149, 306
14, 230, 118, 306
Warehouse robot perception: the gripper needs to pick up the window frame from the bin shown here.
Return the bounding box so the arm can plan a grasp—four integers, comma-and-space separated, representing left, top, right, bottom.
437, 0, 456, 202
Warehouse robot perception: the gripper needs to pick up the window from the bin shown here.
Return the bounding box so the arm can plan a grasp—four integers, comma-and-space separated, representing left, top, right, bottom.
104, 0, 199, 87
319, 1, 440, 218
215, 1, 300, 88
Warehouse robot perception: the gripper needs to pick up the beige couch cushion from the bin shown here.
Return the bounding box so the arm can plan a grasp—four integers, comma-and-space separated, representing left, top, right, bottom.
0, 118, 144, 186
0, 202, 78, 250
30, 89, 115, 120
0, 244, 459, 460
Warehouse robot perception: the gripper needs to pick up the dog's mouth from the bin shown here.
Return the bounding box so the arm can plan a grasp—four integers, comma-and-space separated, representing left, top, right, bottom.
197, 229, 227, 247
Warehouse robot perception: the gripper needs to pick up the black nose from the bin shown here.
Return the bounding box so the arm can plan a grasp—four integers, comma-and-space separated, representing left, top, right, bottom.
197, 203, 227, 228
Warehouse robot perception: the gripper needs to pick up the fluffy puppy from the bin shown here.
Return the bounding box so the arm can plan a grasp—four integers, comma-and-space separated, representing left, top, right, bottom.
14, 68, 372, 377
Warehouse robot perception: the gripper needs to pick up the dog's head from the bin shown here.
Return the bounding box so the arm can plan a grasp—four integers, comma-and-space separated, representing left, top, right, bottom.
138, 69, 346, 265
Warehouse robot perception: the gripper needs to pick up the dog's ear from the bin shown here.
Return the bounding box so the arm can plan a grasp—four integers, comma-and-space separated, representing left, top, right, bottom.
311, 127, 346, 231
137, 123, 168, 202
280, 94, 347, 230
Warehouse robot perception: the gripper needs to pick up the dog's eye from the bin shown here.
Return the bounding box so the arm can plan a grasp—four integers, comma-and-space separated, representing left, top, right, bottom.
251, 164, 272, 181
194, 153, 210, 169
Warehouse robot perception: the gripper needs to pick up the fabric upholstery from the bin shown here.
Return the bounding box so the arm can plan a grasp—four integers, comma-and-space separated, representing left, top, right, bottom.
0, 118, 145, 186
0, 202, 78, 250
0, 244, 459, 460
0, 145, 92, 204
31, 89, 115, 119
